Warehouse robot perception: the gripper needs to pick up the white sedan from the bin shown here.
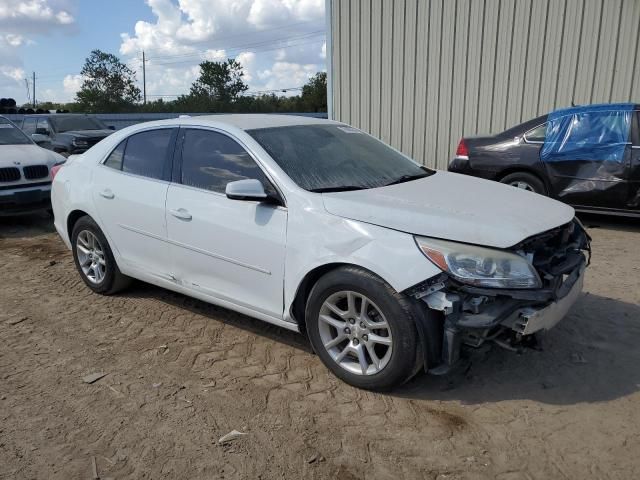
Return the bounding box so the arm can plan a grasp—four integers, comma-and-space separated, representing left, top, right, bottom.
51, 115, 590, 390
0, 116, 65, 215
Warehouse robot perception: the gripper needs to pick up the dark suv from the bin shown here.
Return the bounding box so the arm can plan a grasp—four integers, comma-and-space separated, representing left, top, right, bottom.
20, 114, 115, 156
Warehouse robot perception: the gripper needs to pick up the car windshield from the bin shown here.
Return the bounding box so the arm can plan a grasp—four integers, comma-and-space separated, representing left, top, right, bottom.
50, 116, 107, 133
247, 124, 433, 192
0, 119, 32, 145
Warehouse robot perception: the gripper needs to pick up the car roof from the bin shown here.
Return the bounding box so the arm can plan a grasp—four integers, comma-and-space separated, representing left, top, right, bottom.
144, 114, 338, 131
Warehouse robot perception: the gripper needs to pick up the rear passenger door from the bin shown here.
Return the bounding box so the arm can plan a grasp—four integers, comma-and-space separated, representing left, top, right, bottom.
165, 127, 287, 319
93, 128, 178, 280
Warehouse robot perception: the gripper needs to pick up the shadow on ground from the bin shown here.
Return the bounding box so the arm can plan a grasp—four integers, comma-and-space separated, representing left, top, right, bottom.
120, 280, 314, 354
396, 292, 640, 405
0, 212, 55, 239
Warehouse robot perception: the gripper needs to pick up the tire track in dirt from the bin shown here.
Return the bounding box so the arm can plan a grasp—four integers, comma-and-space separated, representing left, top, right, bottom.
2, 220, 640, 479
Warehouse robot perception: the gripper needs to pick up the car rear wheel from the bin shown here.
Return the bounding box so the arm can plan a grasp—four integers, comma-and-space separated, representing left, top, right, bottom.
306, 266, 426, 390
500, 172, 546, 195
71, 216, 131, 295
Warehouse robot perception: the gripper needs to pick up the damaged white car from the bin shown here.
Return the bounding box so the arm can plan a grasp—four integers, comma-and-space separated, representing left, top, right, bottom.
51, 115, 590, 390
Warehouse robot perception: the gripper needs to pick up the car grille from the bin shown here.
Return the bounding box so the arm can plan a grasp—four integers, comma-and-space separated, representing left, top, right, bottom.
23, 165, 49, 180
0, 167, 21, 182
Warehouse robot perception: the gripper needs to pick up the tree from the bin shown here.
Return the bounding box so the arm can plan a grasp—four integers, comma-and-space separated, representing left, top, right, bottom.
189, 59, 248, 103
76, 49, 141, 113
300, 71, 327, 112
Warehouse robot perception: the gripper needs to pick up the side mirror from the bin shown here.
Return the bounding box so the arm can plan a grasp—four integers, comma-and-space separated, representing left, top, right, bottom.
225, 179, 268, 201
35, 127, 50, 136
31, 133, 52, 147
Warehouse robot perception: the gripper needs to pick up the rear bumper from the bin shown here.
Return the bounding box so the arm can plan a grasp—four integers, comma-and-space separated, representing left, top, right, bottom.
0, 184, 52, 215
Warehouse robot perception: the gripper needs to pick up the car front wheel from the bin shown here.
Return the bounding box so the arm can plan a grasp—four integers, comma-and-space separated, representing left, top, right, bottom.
71, 215, 131, 295
306, 266, 428, 390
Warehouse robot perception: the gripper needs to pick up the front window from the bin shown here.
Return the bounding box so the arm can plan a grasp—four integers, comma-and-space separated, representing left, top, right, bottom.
49, 116, 107, 133
0, 118, 32, 145
247, 124, 432, 192
179, 129, 277, 196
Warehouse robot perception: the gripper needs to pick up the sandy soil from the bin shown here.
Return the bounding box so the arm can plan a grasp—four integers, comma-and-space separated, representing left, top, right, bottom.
1, 212, 639, 479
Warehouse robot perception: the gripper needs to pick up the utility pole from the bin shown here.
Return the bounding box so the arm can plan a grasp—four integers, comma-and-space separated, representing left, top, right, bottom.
142, 51, 147, 105
32, 72, 36, 109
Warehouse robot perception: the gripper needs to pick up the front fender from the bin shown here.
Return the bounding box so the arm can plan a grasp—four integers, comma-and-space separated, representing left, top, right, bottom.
284, 205, 442, 320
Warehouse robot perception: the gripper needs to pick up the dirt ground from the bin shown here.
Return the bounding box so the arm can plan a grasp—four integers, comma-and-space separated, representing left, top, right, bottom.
1, 213, 639, 480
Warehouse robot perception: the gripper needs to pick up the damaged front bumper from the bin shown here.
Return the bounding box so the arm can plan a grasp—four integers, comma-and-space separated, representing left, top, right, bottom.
407, 220, 590, 374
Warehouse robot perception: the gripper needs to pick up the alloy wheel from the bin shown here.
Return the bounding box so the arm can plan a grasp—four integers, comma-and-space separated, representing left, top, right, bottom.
76, 230, 107, 284
318, 291, 393, 376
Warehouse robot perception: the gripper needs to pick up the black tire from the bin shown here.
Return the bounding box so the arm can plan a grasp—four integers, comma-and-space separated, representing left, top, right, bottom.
305, 266, 437, 391
71, 215, 131, 295
500, 172, 547, 195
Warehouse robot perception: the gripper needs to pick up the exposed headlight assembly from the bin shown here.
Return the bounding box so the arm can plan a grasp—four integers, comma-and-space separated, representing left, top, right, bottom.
72, 139, 89, 147
415, 237, 542, 289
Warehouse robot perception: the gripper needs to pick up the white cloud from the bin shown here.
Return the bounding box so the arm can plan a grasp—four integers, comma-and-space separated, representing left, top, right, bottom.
118, 0, 325, 99
203, 49, 227, 61
0, 0, 76, 103
63, 74, 83, 94
0, 65, 25, 82
0, 0, 75, 32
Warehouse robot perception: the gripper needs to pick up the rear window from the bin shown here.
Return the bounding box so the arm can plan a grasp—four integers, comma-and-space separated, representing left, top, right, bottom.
103, 129, 173, 180
524, 123, 546, 142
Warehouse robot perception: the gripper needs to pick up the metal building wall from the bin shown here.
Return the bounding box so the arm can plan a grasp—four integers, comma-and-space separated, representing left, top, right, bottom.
328, 0, 640, 170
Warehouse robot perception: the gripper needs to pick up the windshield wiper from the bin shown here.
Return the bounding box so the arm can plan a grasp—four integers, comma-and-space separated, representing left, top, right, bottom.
309, 185, 368, 193
383, 171, 432, 187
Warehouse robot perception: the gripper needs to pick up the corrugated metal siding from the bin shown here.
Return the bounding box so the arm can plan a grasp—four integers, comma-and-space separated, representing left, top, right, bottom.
329, 0, 640, 170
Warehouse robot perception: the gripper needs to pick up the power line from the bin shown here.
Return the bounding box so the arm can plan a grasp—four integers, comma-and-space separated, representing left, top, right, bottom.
32, 32, 325, 86
147, 37, 325, 68
145, 30, 325, 62
138, 20, 322, 55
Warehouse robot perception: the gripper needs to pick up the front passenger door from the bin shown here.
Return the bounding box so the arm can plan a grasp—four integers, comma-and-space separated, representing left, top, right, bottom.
166, 128, 287, 319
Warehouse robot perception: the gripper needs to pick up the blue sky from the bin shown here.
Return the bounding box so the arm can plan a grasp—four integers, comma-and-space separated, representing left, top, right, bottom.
0, 0, 326, 104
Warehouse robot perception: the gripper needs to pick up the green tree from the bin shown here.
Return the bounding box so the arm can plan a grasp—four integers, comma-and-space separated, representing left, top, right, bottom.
300, 71, 327, 112
76, 49, 141, 113
189, 59, 248, 103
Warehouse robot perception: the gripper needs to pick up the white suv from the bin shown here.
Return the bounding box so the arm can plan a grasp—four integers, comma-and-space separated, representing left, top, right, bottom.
51, 115, 590, 390
0, 116, 65, 215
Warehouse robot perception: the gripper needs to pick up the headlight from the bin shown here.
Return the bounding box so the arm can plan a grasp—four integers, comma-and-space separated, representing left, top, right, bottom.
415, 237, 542, 289
72, 139, 88, 147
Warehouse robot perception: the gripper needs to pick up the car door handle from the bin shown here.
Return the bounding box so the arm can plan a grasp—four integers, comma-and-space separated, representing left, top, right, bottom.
169, 208, 192, 221
99, 189, 114, 199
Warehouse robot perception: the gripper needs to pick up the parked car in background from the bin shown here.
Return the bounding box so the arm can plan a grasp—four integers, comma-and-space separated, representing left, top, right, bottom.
52, 115, 590, 390
449, 103, 640, 217
20, 114, 115, 156
0, 116, 66, 215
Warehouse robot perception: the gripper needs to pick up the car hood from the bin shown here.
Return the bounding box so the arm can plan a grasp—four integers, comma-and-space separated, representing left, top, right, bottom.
58, 129, 113, 138
0, 144, 61, 167
321, 171, 575, 249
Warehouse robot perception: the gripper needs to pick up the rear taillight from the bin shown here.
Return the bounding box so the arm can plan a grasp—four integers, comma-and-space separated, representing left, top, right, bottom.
455, 138, 469, 157
51, 163, 64, 180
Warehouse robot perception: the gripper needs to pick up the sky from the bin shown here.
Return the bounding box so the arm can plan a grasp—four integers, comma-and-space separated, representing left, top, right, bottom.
0, 0, 326, 105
